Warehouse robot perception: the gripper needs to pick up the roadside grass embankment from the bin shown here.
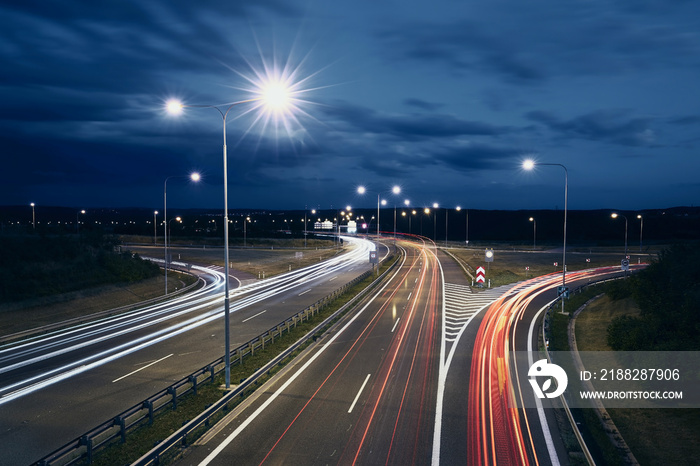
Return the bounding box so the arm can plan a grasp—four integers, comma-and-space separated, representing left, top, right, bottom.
443, 244, 657, 289
122, 236, 348, 280
573, 294, 700, 466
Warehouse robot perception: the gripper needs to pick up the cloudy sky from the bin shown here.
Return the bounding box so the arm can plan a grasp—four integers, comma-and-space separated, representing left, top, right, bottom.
2, 0, 699, 211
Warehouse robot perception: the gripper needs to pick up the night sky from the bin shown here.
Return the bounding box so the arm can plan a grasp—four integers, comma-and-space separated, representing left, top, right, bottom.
2, 1, 699, 212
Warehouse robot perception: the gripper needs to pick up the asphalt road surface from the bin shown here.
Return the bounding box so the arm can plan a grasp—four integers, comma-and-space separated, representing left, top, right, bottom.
0, 236, 382, 465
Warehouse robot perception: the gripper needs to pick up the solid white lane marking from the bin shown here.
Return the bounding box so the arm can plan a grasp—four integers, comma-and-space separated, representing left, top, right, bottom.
329, 276, 337, 281
298, 289, 311, 296
528, 302, 561, 466
112, 354, 173, 383
242, 310, 267, 323
391, 318, 401, 333
348, 373, 371, 413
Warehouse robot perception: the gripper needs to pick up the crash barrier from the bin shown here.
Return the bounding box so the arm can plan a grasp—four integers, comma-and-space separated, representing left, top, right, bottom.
541, 272, 633, 466
36, 254, 397, 466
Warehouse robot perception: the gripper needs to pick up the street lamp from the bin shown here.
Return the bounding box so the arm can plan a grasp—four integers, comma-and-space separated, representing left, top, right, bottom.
164, 173, 200, 296
637, 214, 643, 252
422, 207, 431, 238
356, 185, 401, 236
153, 211, 159, 245
529, 217, 536, 250
30, 203, 35, 229
392, 186, 401, 238
523, 159, 568, 312
76, 209, 85, 234
611, 213, 628, 258
432, 203, 439, 241
167, 217, 182, 275
303, 206, 311, 248
167, 83, 294, 389
456, 206, 469, 246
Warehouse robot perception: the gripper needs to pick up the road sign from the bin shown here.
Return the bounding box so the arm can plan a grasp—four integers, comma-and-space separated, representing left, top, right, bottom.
557, 286, 570, 298
485, 249, 494, 262
621, 259, 629, 271
476, 266, 486, 283
369, 251, 378, 264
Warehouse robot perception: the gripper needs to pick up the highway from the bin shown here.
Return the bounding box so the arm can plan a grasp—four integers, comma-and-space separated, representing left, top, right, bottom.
0, 236, 380, 465
177, 239, 444, 465
174, 242, 640, 466
176, 239, 514, 466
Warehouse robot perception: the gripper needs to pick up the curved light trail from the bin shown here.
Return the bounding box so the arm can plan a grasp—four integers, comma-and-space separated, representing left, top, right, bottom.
466, 266, 643, 465
0, 236, 375, 406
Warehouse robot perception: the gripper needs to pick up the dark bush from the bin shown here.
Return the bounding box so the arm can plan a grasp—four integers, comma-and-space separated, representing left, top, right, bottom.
0, 234, 160, 302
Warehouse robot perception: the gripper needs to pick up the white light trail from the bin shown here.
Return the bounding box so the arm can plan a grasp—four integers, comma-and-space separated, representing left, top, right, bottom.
0, 236, 374, 405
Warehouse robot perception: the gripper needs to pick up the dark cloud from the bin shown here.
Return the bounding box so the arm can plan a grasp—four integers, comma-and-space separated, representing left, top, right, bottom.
403, 98, 444, 112
432, 143, 523, 172
377, 22, 545, 83
321, 101, 509, 140
375, 1, 700, 84
525, 110, 656, 147
668, 115, 700, 126
0, 1, 697, 210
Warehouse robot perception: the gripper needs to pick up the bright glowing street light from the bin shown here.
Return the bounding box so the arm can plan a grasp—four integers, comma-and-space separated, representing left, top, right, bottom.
153, 211, 158, 245
76, 209, 85, 234
637, 214, 644, 252
261, 82, 291, 111
166, 99, 183, 115
611, 212, 628, 258
529, 217, 536, 249
523, 158, 569, 312
164, 172, 200, 295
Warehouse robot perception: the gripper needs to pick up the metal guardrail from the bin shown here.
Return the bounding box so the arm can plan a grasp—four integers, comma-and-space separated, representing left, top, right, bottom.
36, 254, 398, 466
540, 272, 633, 466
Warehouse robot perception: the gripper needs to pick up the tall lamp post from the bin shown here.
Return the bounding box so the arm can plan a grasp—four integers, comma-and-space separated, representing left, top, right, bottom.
611, 213, 628, 258
637, 214, 643, 252
167, 84, 293, 389
244, 216, 250, 247
164, 173, 200, 296
524, 159, 568, 313
303, 206, 311, 248
456, 206, 468, 246
432, 203, 439, 241
30, 203, 36, 229
76, 209, 85, 234
529, 217, 536, 250
153, 211, 159, 245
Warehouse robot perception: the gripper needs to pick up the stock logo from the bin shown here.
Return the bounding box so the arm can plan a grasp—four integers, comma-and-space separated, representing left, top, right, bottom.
528, 359, 568, 399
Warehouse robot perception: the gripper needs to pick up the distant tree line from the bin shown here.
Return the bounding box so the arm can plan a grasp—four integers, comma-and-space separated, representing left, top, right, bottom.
607, 243, 700, 350
0, 232, 160, 303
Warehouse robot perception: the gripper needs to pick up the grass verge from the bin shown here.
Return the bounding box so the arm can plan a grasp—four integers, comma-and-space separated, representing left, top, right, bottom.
572, 294, 700, 466
0, 271, 196, 337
